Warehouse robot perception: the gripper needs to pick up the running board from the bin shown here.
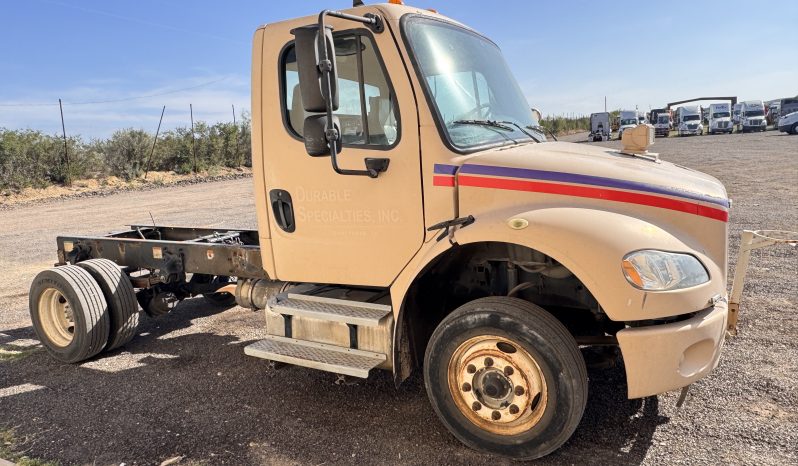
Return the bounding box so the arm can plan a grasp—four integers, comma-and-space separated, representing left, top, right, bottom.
244, 335, 386, 378
270, 293, 391, 327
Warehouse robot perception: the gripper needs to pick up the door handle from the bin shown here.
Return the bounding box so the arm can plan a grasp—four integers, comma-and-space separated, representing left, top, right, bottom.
269, 189, 295, 233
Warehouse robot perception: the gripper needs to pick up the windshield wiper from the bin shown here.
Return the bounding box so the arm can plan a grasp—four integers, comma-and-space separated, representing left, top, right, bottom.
497, 120, 543, 143
452, 119, 547, 144
452, 119, 514, 131
525, 124, 558, 141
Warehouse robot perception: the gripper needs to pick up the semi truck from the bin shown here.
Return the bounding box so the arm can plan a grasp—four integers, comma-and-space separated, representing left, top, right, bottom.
588, 112, 612, 141
738, 100, 767, 132
617, 110, 639, 139
732, 102, 742, 126
708, 103, 733, 134
676, 105, 704, 136
653, 112, 672, 137
29, 2, 744, 460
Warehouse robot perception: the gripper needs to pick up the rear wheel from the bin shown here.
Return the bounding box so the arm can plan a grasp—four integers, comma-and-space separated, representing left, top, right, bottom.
424, 297, 587, 460
29, 266, 110, 363
77, 259, 139, 350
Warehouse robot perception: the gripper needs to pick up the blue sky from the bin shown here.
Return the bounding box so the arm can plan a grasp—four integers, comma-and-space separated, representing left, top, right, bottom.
1, 0, 796, 137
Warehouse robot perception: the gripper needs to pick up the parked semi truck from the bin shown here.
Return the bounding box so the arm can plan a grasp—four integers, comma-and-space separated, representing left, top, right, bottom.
738, 100, 767, 132
709, 103, 733, 134
653, 112, 672, 137
617, 110, 639, 139
29, 2, 741, 460
588, 112, 612, 141
677, 105, 704, 136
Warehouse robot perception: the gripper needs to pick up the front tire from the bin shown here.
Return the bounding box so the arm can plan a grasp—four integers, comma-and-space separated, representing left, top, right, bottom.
424, 297, 587, 460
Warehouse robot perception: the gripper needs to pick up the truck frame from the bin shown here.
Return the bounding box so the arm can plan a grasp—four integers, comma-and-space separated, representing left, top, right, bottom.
26, 2, 788, 460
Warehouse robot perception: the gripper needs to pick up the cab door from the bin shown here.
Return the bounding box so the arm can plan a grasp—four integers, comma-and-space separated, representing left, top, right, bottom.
258, 19, 423, 287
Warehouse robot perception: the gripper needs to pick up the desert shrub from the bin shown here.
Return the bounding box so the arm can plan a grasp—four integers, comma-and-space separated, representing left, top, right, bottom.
539, 115, 590, 136
0, 112, 253, 190
96, 129, 153, 180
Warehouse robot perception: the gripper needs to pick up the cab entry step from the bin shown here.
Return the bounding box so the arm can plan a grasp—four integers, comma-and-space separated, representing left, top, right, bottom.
244, 335, 386, 378
270, 293, 392, 327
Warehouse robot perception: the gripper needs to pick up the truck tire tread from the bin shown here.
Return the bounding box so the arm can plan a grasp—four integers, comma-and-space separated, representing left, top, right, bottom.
77, 259, 140, 350
29, 265, 110, 363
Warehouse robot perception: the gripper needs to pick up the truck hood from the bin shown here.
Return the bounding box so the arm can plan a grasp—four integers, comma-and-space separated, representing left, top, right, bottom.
447, 141, 729, 217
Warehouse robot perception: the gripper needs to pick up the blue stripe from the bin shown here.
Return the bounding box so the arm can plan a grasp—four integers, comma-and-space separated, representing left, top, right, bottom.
433, 164, 458, 175
458, 163, 730, 208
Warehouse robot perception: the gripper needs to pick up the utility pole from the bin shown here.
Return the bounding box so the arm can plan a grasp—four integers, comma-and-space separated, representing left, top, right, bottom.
144, 105, 166, 180
604, 96, 607, 112
190, 103, 197, 173
58, 99, 71, 186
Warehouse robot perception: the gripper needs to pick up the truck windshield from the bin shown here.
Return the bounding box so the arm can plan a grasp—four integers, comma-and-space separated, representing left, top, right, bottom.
683, 115, 700, 121
712, 112, 730, 118
745, 110, 764, 117
657, 116, 669, 123
620, 119, 637, 125
403, 16, 540, 150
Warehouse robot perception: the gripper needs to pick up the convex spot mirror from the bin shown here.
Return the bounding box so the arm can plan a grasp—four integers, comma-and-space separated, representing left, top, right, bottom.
304, 115, 342, 157
291, 24, 338, 113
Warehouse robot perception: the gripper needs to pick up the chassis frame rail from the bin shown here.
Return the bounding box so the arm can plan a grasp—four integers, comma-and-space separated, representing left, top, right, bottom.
56, 225, 267, 281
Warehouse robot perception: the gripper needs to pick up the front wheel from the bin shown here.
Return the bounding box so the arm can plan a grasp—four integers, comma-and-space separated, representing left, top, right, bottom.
424, 297, 587, 460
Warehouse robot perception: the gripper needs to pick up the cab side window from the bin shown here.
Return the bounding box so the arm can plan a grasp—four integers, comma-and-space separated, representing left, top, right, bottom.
283, 32, 399, 147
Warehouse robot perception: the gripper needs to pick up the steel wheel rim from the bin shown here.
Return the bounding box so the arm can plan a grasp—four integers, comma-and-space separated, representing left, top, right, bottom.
38, 288, 75, 347
448, 335, 548, 435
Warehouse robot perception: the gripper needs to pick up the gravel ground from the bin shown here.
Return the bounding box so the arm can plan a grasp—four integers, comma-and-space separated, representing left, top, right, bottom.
0, 130, 795, 465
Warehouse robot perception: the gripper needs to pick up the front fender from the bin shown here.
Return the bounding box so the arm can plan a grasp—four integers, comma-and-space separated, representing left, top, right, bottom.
453, 207, 725, 322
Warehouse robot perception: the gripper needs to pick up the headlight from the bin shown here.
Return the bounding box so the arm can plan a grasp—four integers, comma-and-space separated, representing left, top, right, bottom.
622, 250, 709, 291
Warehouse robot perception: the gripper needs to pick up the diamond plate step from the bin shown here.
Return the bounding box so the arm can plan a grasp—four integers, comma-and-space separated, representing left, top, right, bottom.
244, 335, 386, 378
269, 293, 392, 327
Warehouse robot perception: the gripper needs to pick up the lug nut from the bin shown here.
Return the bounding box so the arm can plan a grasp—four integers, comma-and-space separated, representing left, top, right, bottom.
504, 366, 514, 376
491, 410, 501, 420
467, 364, 476, 374
472, 401, 482, 411
462, 382, 471, 392
509, 404, 519, 415
514, 386, 525, 396
484, 357, 494, 367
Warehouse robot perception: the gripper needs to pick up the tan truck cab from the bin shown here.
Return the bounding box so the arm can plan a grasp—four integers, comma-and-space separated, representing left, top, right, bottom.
29, 2, 741, 460
246, 3, 730, 458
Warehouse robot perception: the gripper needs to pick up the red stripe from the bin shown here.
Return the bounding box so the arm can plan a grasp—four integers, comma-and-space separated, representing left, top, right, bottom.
433, 175, 455, 187
457, 175, 729, 222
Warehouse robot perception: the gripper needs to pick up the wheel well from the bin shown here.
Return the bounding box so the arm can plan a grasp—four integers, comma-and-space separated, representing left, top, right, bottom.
396, 241, 621, 376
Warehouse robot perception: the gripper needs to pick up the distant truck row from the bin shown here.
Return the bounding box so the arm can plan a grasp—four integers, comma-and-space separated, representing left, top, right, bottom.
588, 96, 797, 141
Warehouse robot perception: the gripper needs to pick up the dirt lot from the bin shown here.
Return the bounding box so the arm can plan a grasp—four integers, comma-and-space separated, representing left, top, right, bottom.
1, 130, 796, 465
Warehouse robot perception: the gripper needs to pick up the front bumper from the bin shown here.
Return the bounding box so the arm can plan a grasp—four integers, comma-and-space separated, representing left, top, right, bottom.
617, 300, 727, 399
778, 124, 792, 133
679, 129, 701, 135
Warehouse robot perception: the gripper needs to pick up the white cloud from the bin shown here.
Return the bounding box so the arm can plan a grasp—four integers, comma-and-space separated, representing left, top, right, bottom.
0, 74, 251, 138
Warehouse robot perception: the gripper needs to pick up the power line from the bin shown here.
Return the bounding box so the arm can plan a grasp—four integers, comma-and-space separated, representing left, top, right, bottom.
0, 77, 228, 107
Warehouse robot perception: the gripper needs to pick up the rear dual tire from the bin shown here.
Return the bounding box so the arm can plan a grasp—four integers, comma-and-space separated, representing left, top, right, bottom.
424, 297, 587, 460
29, 259, 139, 363
29, 266, 110, 363
77, 259, 140, 350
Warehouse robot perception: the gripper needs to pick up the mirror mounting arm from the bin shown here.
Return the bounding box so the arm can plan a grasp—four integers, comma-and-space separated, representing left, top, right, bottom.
316, 9, 389, 179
